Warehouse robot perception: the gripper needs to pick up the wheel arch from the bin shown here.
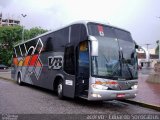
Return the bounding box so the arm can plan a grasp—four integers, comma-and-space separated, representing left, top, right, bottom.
53, 74, 64, 91
17, 70, 22, 80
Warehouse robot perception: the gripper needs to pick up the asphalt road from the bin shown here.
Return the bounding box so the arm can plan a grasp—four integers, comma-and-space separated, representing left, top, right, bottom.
0, 78, 159, 115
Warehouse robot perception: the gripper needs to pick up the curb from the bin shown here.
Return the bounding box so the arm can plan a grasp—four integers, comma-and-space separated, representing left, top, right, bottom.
121, 99, 160, 112
0, 76, 13, 81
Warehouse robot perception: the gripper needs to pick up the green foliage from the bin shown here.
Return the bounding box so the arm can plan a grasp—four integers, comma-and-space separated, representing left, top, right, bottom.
0, 26, 23, 50
0, 26, 23, 66
0, 26, 48, 66
24, 27, 48, 40
0, 49, 13, 65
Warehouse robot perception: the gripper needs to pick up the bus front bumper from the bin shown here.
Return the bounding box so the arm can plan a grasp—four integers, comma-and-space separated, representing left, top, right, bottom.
88, 89, 138, 101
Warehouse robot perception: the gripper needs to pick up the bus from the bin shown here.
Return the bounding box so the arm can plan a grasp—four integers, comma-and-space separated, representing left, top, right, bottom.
11, 21, 138, 101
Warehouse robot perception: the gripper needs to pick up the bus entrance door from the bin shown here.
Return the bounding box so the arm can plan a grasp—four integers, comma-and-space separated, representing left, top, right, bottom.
76, 41, 89, 98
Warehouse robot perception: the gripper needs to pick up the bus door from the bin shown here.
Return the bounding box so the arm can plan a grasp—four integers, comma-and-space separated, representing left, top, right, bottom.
76, 41, 90, 97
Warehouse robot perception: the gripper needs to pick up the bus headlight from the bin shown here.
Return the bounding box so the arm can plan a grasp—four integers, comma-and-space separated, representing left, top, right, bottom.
91, 93, 102, 98
131, 84, 138, 90
91, 84, 108, 90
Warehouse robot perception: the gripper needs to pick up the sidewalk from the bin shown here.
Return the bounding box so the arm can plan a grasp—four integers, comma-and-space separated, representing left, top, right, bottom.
125, 70, 160, 111
0, 69, 159, 111
0, 70, 11, 80
134, 74, 160, 106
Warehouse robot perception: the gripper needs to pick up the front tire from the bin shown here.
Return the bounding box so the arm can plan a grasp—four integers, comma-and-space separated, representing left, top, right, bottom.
57, 79, 64, 99
17, 74, 23, 85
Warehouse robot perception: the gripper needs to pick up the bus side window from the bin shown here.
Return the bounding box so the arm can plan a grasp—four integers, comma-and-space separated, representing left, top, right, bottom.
20, 44, 27, 57
27, 47, 34, 56
43, 37, 54, 52
64, 45, 75, 75
13, 48, 17, 58
25, 40, 36, 55
71, 24, 81, 45
54, 28, 68, 52
15, 46, 21, 57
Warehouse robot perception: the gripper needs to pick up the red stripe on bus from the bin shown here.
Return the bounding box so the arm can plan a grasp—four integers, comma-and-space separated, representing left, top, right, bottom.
29, 55, 39, 66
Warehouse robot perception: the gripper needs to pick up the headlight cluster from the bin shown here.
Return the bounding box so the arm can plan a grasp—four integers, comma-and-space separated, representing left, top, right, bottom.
92, 80, 118, 90
91, 84, 108, 90
131, 84, 138, 90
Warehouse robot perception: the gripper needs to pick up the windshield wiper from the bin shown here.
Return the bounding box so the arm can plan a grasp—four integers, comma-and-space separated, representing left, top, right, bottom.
99, 49, 108, 63
124, 60, 133, 79
120, 51, 133, 79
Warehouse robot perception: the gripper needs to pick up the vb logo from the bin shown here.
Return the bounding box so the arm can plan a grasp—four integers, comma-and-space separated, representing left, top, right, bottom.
48, 56, 63, 69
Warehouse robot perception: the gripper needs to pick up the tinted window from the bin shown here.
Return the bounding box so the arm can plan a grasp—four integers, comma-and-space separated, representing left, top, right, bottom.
115, 29, 132, 42
40, 27, 69, 53
64, 45, 75, 75
71, 24, 81, 45
87, 22, 133, 42
41, 36, 54, 53
13, 48, 17, 58
53, 27, 69, 52
25, 40, 37, 55
34, 39, 43, 54
20, 44, 27, 56
87, 23, 116, 38
71, 24, 87, 45
15, 46, 21, 57
81, 25, 87, 41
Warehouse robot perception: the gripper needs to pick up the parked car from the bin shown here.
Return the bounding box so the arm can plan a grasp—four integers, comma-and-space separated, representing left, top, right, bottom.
0, 64, 8, 69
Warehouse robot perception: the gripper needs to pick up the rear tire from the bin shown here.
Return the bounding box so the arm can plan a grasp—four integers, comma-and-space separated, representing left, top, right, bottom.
17, 74, 23, 86
57, 79, 64, 99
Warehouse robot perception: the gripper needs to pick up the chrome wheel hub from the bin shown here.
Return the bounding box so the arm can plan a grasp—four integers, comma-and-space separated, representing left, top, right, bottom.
58, 83, 62, 95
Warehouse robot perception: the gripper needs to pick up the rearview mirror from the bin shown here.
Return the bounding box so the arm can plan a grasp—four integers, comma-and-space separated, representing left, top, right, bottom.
91, 40, 98, 56
135, 44, 139, 49
88, 36, 98, 56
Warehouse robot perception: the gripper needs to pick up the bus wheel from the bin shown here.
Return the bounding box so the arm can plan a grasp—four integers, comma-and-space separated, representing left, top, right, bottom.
57, 79, 64, 99
17, 74, 23, 86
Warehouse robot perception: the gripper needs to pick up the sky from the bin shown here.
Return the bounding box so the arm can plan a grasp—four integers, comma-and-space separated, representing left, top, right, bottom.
0, 0, 160, 49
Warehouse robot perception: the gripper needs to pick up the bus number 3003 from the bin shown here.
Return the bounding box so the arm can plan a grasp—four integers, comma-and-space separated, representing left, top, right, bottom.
48, 56, 63, 70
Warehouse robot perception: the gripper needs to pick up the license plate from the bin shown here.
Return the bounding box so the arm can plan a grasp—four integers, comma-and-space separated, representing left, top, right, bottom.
117, 94, 125, 98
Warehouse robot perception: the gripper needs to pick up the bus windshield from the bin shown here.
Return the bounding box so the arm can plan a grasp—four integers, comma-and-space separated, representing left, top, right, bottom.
88, 23, 138, 80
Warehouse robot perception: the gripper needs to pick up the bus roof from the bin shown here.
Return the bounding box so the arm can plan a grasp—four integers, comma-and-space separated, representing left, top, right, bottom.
14, 20, 130, 47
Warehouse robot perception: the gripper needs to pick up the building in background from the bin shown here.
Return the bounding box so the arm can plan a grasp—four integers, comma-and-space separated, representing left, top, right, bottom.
137, 48, 159, 68
0, 13, 20, 27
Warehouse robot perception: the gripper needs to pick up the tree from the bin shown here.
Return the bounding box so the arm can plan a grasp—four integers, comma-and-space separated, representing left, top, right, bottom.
0, 26, 22, 50
0, 26, 48, 66
26, 27, 48, 40
0, 26, 22, 65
